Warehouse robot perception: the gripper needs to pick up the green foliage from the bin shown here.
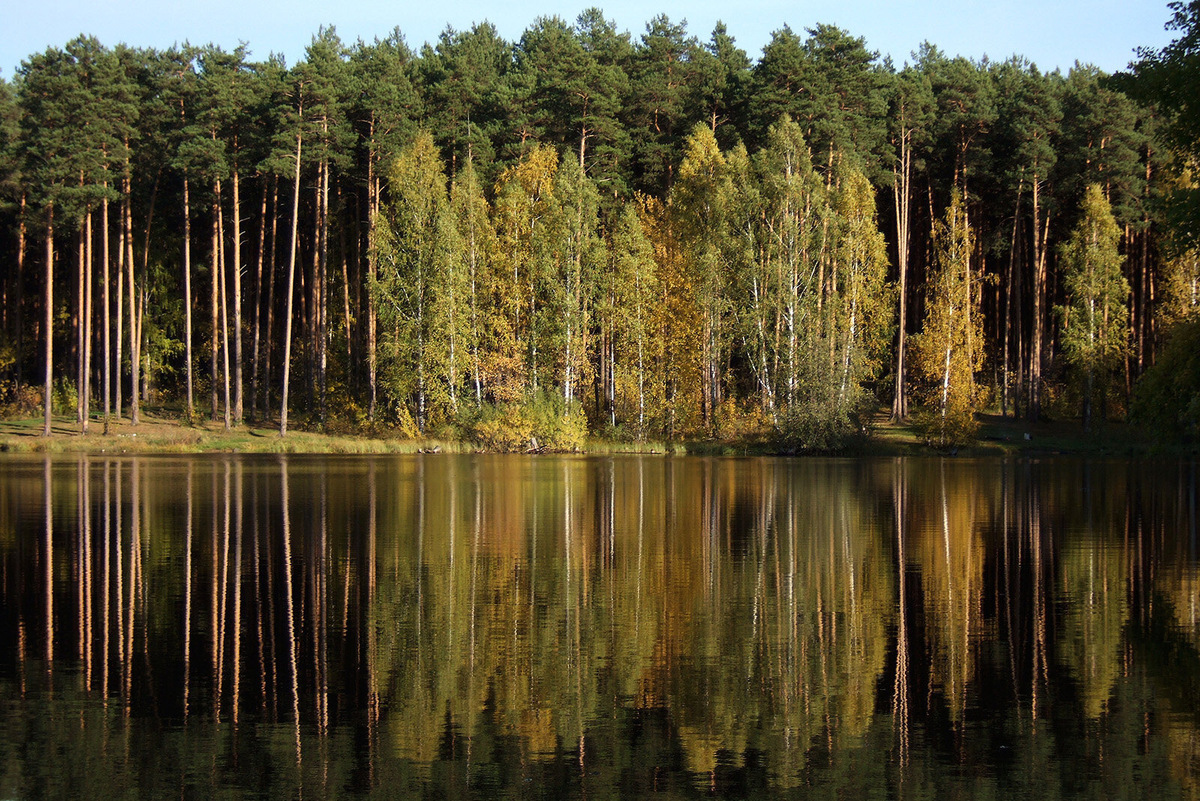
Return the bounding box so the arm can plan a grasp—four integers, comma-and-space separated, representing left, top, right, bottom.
1129, 1, 1200, 247
51, 377, 77, 416
0, 18, 1182, 451
458, 391, 587, 451
1057, 184, 1129, 428
777, 398, 867, 451
1131, 320, 1200, 438
912, 194, 983, 446
1158, 246, 1200, 326
372, 131, 463, 431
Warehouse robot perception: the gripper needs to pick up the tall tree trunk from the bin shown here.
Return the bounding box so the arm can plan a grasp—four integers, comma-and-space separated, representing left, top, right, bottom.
367, 137, 378, 422
1003, 190, 1020, 418
15, 193, 27, 387
124, 175, 139, 426
892, 135, 912, 420
78, 208, 91, 433
232, 169, 243, 425
84, 210, 93, 433
339, 184, 352, 396
137, 166, 158, 412
115, 206, 124, 420
183, 174, 194, 422
1028, 175, 1045, 422
102, 195, 111, 434
263, 178, 279, 420
280, 130, 302, 437
251, 180, 268, 424
318, 157, 329, 427
211, 181, 222, 421
43, 204, 54, 437
220, 201, 232, 432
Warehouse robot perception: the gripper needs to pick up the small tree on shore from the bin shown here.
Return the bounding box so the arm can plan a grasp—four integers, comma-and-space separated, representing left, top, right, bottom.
913, 194, 982, 446
1057, 183, 1128, 431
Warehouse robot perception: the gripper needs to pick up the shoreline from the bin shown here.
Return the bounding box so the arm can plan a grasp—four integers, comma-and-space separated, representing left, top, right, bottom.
0, 410, 1182, 458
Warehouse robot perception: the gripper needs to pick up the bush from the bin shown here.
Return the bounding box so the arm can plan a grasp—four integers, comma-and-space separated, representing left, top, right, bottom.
467, 403, 535, 451
458, 391, 587, 452
776, 400, 869, 452
913, 404, 978, 448
0, 382, 42, 418
1131, 320, 1200, 439
52, 378, 77, 416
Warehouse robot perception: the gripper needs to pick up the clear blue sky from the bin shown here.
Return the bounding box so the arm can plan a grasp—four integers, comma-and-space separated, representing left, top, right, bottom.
1, 0, 1177, 79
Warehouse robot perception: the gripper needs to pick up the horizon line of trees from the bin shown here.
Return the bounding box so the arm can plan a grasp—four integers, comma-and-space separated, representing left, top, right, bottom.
1, 7, 1197, 444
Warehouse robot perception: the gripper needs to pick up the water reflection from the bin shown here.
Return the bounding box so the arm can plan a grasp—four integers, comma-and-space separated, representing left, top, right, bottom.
0, 454, 1198, 798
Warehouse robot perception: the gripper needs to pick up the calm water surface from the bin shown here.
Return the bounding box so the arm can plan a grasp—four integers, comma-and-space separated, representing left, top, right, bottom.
0, 454, 1198, 798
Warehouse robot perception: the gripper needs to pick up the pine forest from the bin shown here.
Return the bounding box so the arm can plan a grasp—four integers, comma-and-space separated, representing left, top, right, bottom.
3, 4, 1200, 449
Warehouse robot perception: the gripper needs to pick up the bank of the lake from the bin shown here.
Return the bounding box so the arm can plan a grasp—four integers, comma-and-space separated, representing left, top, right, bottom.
0, 408, 1175, 458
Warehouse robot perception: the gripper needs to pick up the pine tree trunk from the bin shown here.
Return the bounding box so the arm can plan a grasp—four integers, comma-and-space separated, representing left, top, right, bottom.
75, 204, 84, 427
232, 169, 243, 425
338, 187, 352, 396
367, 144, 378, 422
220, 201, 232, 432
124, 176, 139, 427
136, 165, 158, 413
83, 210, 93, 433
280, 130, 302, 437
115, 207, 124, 420
251, 180, 267, 424
263, 178, 279, 419
15, 193, 27, 388
1003, 191, 1021, 418
212, 181, 221, 421
77, 210, 89, 433
183, 175, 194, 422
1028, 176, 1045, 422
102, 195, 111, 434
891, 137, 911, 420
43, 204, 54, 437
319, 158, 329, 427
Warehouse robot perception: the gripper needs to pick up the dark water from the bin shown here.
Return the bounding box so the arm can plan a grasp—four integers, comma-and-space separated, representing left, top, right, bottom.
0, 453, 1198, 799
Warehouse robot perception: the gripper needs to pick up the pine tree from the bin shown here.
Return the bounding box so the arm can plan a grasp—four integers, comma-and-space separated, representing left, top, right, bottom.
627, 16, 702, 194
349, 32, 421, 420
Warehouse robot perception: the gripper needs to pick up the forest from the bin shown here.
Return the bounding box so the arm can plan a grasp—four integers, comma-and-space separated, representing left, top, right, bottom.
1, 3, 1198, 448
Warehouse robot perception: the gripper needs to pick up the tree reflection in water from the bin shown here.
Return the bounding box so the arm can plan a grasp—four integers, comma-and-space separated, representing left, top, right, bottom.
0, 454, 1197, 798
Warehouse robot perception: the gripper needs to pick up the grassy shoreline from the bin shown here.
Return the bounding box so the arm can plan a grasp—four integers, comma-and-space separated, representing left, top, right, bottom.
0, 409, 1179, 458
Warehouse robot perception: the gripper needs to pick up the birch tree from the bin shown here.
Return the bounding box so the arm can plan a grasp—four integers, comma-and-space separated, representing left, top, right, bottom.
912, 194, 982, 446
1057, 184, 1128, 431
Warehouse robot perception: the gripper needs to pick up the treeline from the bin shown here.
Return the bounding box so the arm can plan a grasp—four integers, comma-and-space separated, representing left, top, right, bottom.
0, 10, 1195, 444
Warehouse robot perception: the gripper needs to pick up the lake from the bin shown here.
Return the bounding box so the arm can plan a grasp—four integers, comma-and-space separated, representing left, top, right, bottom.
0, 453, 1197, 798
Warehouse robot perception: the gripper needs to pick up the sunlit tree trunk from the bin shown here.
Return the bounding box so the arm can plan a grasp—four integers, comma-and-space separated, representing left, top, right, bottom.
232, 171, 243, 425
124, 172, 139, 426
102, 194, 111, 433
211, 180, 222, 421
43, 206, 54, 437
280, 129, 302, 437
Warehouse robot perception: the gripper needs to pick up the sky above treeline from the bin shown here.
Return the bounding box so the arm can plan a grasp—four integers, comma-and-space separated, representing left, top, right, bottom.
1, 0, 1176, 80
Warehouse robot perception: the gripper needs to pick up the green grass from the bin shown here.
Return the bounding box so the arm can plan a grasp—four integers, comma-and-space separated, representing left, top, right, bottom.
0, 407, 1184, 458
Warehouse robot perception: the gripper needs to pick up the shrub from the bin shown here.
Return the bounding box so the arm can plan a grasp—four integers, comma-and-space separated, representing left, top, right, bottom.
458, 391, 588, 452
1131, 320, 1200, 439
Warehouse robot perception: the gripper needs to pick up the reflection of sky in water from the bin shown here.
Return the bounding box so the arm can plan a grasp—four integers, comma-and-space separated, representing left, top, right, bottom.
0, 453, 1197, 798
